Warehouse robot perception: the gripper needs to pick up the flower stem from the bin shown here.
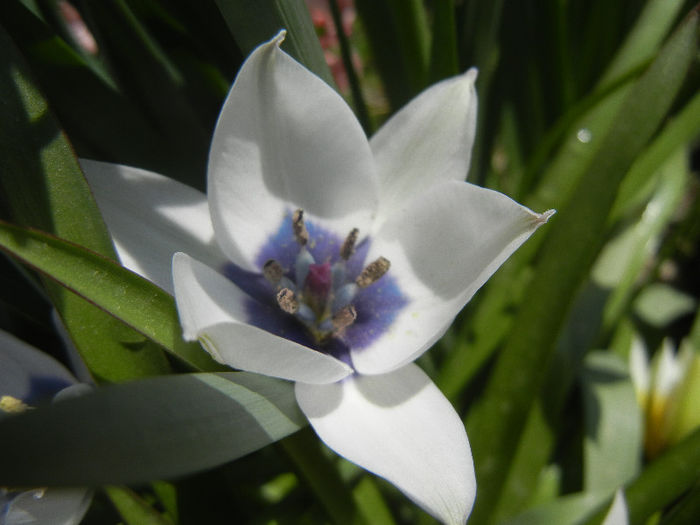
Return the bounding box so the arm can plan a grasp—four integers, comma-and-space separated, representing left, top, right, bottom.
280, 427, 366, 525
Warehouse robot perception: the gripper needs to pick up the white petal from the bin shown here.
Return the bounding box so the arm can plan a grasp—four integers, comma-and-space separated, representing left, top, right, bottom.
628, 336, 650, 406
81, 159, 226, 294
208, 31, 378, 271
296, 364, 475, 525
353, 180, 554, 374
5, 488, 92, 525
370, 69, 478, 227
0, 329, 75, 402
652, 338, 683, 398
172, 252, 352, 384
601, 490, 629, 525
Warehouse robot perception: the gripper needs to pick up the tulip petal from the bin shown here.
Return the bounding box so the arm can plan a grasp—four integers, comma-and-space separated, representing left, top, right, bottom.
351, 180, 554, 374
4, 488, 92, 525
370, 69, 478, 226
172, 252, 352, 384
296, 363, 475, 525
208, 31, 378, 271
81, 159, 225, 293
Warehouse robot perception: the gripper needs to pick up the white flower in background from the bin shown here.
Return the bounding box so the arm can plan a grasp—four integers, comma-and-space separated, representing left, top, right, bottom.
83, 31, 553, 524
0, 330, 92, 525
601, 490, 628, 525
629, 336, 700, 458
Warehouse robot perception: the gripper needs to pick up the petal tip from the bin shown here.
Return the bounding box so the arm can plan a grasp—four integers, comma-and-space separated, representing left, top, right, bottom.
535, 208, 556, 225
465, 67, 478, 83
271, 29, 287, 46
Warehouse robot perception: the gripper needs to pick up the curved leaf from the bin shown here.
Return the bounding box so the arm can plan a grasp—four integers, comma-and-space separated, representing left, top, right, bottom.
0, 221, 220, 372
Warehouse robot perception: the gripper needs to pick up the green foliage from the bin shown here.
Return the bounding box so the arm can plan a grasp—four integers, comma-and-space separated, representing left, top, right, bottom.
0, 0, 698, 523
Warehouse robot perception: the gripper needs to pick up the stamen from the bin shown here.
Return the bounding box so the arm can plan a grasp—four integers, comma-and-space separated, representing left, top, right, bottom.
340, 228, 359, 260
356, 257, 391, 288
0, 395, 29, 413
332, 282, 357, 312
295, 248, 314, 285
292, 209, 309, 246
263, 259, 284, 286
332, 305, 357, 331
296, 304, 317, 324
331, 262, 346, 289
276, 288, 299, 314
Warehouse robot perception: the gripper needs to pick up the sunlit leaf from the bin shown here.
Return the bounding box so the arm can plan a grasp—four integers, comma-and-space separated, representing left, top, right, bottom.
581, 352, 642, 493
0, 24, 170, 382
466, 11, 698, 523
0, 221, 220, 372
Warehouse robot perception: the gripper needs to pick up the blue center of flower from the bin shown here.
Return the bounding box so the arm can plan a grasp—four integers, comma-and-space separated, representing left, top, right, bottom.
222, 209, 408, 363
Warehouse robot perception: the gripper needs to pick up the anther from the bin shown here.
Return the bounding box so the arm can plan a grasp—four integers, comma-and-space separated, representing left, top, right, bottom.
340, 228, 359, 260
356, 257, 391, 288
263, 259, 284, 285
332, 305, 357, 331
276, 288, 299, 314
0, 395, 29, 413
292, 209, 309, 246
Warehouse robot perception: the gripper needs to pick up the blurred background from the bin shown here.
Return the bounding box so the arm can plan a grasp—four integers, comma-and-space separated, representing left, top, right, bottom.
0, 1, 698, 524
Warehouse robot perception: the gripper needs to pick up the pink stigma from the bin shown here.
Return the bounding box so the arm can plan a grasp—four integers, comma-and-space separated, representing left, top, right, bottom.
305, 262, 332, 299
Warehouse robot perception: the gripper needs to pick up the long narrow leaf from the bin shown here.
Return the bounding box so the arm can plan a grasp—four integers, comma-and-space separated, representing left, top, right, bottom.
0, 25, 170, 381
466, 11, 699, 523
0, 372, 304, 485
0, 221, 220, 372
214, 0, 334, 86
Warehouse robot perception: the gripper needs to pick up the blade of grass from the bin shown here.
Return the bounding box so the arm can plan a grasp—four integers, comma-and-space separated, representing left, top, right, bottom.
0, 26, 170, 381
465, 11, 699, 524
0, 221, 221, 372
214, 0, 334, 87
328, 0, 371, 134
428, 0, 458, 83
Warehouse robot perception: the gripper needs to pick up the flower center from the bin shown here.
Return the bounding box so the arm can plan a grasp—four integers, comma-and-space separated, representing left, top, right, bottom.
262, 209, 390, 345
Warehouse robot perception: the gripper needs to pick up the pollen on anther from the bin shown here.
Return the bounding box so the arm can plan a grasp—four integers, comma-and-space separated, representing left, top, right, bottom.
332, 305, 357, 331
276, 288, 299, 314
0, 395, 30, 413
340, 228, 359, 260
263, 259, 284, 285
356, 256, 391, 288
292, 209, 309, 246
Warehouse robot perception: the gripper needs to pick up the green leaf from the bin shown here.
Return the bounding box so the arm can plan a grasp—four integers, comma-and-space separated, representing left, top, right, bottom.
495, 282, 610, 520
0, 24, 170, 381
657, 480, 700, 525
0, 372, 304, 485
634, 283, 696, 329
613, 427, 700, 525
428, 0, 459, 83
598, 0, 687, 90
502, 491, 610, 525
0, 221, 221, 372
80, 0, 211, 187
328, 0, 371, 134
0, 1, 193, 183
465, 11, 698, 523
214, 0, 334, 87
281, 428, 367, 525
104, 486, 174, 525
355, 0, 429, 110
594, 149, 688, 332
524, 0, 686, 207
581, 352, 642, 493
611, 91, 700, 221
